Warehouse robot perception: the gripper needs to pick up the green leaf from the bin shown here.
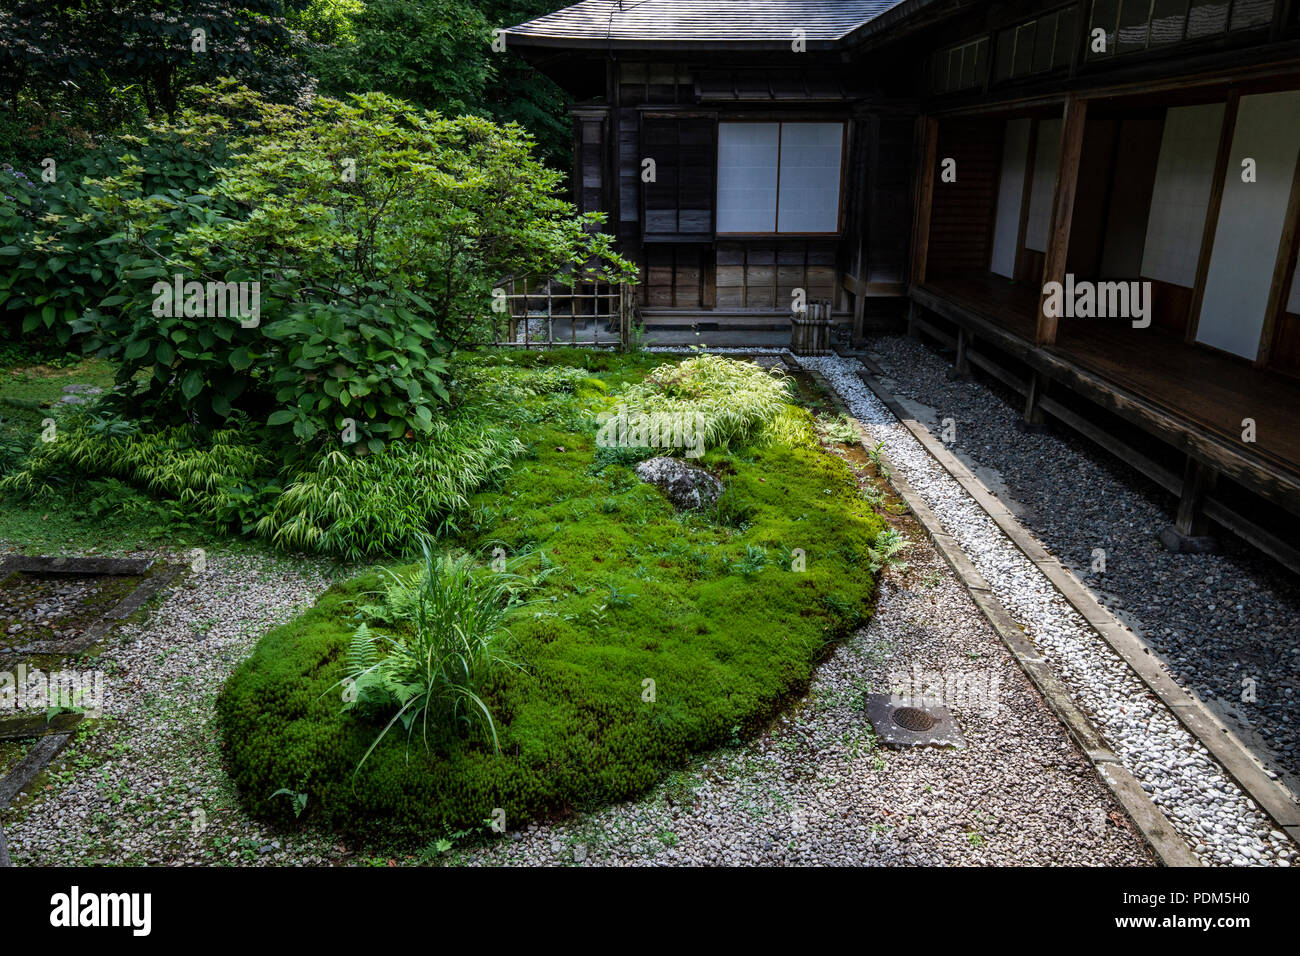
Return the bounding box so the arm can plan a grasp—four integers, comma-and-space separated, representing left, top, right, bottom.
181, 369, 203, 401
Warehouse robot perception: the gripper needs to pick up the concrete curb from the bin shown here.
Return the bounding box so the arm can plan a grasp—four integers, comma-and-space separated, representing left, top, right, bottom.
800, 363, 1201, 867
846, 363, 1300, 843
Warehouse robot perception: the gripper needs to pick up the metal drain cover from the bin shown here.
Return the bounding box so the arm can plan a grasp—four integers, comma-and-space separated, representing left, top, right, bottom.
865, 694, 966, 748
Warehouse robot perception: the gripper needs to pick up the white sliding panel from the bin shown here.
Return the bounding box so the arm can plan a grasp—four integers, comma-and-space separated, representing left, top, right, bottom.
990, 118, 1032, 277
716, 123, 779, 233
776, 123, 844, 233
1197, 90, 1300, 359
1023, 117, 1062, 254
1140, 103, 1224, 287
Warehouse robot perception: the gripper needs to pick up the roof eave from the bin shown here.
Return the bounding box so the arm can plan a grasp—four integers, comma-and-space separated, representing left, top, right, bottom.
503, 32, 848, 53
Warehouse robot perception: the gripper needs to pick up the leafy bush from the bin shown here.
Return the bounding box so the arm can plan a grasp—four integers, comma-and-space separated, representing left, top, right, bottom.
0, 98, 241, 359
255, 415, 524, 559
217, 355, 891, 838
0, 358, 572, 559
311, 0, 494, 117
1, 417, 270, 506
307, 0, 571, 168
65, 84, 632, 459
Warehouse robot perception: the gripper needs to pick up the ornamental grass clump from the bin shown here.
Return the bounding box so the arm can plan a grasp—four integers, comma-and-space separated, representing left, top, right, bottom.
617, 354, 792, 453
340, 540, 527, 770
255, 416, 524, 560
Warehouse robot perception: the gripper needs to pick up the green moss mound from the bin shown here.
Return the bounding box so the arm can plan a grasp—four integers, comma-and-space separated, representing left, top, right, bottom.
216, 353, 888, 838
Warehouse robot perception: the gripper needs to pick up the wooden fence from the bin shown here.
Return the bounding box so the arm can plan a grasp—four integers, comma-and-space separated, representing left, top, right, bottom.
491, 278, 639, 350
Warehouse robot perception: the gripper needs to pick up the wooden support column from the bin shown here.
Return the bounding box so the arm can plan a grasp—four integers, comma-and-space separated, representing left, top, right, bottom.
1187, 90, 1239, 345
1256, 141, 1300, 367
1020, 370, 1049, 431
910, 116, 939, 288
947, 327, 971, 380
1160, 458, 1218, 553
851, 237, 867, 346
1036, 96, 1088, 347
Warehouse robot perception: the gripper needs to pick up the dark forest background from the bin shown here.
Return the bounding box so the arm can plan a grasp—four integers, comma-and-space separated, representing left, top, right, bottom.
0, 1, 570, 170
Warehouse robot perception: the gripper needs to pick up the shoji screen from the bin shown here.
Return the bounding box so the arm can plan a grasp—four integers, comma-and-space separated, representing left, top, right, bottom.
1140, 103, 1224, 288
991, 118, 1032, 278
717, 122, 844, 234
776, 123, 844, 233
716, 124, 779, 233
1198, 90, 1300, 359
1024, 118, 1062, 253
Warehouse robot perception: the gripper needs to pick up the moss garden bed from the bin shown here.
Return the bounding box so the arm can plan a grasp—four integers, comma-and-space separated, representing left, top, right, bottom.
217, 350, 890, 840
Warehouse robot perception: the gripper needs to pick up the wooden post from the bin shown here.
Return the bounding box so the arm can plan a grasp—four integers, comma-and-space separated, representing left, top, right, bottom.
1036, 96, 1088, 347
507, 277, 518, 344
1187, 91, 1238, 345
910, 116, 939, 288
947, 327, 971, 380
1256, 143, 1300, 367
852, 237, 867, 346
906, 300, 921, 340
1160, 458, 1218, 553
619, 282, 631, 351
1021, 370, 1049, 430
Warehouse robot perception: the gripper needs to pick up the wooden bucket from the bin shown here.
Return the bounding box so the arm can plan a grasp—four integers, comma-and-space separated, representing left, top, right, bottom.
791, 300, 833, 356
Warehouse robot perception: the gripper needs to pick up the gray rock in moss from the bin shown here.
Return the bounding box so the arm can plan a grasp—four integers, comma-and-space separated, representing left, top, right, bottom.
635, 456, 723, 511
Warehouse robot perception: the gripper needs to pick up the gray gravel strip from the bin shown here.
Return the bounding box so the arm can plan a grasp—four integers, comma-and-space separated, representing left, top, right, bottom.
1, 549, 351, 866
797, 349, 1298, 867
865, 333, 1300, 787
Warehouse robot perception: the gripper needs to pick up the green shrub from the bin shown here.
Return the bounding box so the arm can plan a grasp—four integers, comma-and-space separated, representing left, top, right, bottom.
1, 417, 270, 505
255, 415, 524, 559
0, 116, 237, 356
66, 84, 632, 459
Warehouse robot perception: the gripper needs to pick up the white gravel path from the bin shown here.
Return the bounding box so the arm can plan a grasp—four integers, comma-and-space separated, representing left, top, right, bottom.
795, 351, 1297, 867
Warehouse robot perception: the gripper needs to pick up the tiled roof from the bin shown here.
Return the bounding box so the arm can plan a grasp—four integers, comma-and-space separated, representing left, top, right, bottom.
505, 0, 913, 49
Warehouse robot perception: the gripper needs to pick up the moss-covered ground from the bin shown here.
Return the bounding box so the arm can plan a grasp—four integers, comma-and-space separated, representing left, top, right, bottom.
217, 349, 895, 840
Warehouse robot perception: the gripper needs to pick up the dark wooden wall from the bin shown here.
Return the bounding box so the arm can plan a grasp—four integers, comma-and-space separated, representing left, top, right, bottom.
714, 241, 837, 310
867, 116, 914, 287
927, 119, 1003, 275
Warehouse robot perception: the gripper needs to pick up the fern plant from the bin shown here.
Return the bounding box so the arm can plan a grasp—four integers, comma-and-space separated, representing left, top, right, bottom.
866, 528, 909, 575
815, 413, 859, 445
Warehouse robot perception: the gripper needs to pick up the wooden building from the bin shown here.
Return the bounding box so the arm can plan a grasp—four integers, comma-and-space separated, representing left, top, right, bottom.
506, 0, 1300, 571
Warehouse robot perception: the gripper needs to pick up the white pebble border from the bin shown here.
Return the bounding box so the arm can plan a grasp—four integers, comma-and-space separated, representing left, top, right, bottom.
650, 345, 1296, 866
